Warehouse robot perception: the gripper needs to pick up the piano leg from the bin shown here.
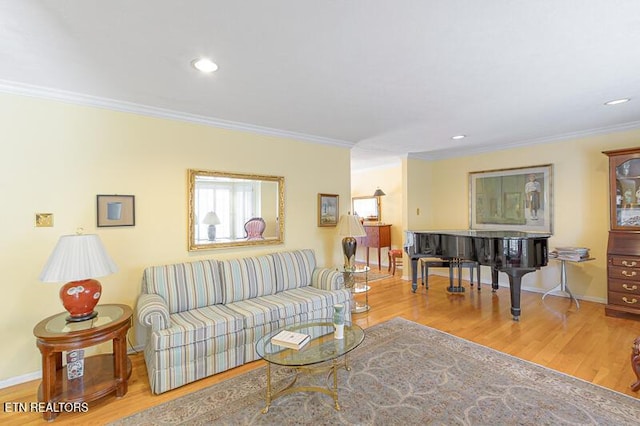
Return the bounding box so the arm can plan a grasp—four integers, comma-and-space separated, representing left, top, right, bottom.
502, 268, 537, 321
491, 269, 499, 292
411, 258, 419, 293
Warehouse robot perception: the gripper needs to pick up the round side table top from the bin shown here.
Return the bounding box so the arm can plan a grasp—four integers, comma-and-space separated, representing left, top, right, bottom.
33, 303, 132, 339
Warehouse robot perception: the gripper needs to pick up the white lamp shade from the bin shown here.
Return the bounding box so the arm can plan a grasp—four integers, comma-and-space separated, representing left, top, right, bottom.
202, 211, 221, 225
337, 214, 367, 237
39, 234, 118, 282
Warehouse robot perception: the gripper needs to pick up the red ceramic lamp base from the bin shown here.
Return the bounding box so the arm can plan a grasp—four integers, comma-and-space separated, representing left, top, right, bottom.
60, 278, 102, 322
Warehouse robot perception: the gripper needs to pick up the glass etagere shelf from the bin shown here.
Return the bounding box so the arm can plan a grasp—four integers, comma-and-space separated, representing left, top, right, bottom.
338, 266, 370, 313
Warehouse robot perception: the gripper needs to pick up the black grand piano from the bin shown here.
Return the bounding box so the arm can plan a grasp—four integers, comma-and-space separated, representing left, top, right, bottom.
405, 230, 550, 320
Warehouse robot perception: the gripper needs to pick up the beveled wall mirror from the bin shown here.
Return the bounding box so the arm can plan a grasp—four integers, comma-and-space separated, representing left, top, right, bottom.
188, 169, 285, 250
352, 196, 379, 222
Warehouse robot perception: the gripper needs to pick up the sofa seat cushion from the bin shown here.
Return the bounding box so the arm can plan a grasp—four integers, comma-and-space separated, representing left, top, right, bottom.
273, 287, 350, 313
151, 304, 244, 351
225, 287, 350, 329
225, 294, 303, 329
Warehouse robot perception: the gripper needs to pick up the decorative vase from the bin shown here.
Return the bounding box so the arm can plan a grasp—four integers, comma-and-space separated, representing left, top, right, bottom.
333, 304, 345, 339
342, 237, 357, 270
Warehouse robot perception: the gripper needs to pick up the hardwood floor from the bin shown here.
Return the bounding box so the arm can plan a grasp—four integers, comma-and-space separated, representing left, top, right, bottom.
2, 273, 640, 424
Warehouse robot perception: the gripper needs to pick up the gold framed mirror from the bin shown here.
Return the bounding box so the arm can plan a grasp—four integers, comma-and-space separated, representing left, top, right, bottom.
188, 169, 285, 250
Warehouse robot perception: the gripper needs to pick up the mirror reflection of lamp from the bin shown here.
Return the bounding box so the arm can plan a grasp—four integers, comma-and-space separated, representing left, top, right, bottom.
39, 230, 118, 322
337, 213, 367, 270
373, 188, 386, 224
202, 211, 221, 241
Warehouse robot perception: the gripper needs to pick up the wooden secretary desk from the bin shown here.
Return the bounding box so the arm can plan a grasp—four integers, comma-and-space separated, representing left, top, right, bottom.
356, 223, 392, 270
604, 147, 640, 320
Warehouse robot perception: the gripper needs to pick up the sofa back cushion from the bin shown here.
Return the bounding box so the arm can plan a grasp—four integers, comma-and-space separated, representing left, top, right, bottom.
142, 259, 223, 314
272, 249, 316, 292
220, 255, 276, 304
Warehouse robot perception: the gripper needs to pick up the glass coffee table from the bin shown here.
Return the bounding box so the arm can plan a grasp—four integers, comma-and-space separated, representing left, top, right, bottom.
256, 319, 364, 413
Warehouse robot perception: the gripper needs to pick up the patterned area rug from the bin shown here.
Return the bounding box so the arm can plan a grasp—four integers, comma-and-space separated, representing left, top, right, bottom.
364, 267, 392, 282
111, 318, 640, 425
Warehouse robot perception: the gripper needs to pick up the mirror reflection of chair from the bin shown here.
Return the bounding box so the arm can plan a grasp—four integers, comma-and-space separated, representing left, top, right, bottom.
244, 217, 266, 240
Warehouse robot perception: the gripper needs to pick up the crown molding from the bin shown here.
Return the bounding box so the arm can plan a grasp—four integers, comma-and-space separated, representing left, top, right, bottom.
0, 79, 354, 149
410, 120, 640, 161
4, 79, 638, 162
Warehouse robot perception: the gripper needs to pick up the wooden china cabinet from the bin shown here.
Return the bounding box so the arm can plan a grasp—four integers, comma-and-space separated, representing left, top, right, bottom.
604, 147, 640, 319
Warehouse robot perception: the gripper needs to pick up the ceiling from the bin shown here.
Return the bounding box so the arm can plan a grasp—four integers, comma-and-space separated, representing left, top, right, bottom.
2, 1, 640, 171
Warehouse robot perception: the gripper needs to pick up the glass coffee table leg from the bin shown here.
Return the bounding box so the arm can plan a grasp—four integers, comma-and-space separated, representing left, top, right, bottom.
332, 359, 340, 410
262, 362, 272, 414
344, 353, 351, 371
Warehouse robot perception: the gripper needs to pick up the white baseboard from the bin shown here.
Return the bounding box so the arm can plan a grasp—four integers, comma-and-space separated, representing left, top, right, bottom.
423, 270, 606, 304
0, 371, 41, 389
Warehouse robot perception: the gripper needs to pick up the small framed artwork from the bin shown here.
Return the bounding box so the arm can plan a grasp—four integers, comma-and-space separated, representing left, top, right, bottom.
97, 195, 135, 227
318, 193, 339, 227
469, 164, 553, 233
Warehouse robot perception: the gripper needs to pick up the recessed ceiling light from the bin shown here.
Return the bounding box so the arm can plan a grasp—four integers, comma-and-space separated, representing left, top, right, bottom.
604, 98, 630, 106
451, 135, 466, 140
191, 58, 218, 73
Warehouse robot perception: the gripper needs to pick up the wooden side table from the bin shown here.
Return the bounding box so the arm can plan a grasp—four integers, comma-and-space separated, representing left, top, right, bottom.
356, 223, 391, 270
33, 304, 133, 421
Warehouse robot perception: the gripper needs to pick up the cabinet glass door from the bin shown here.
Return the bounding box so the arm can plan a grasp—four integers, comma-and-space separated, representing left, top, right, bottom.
615, 158, 640, 228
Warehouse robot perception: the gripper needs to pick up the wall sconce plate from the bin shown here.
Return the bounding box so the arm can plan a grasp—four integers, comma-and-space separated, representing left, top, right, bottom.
36, 213, 53, 227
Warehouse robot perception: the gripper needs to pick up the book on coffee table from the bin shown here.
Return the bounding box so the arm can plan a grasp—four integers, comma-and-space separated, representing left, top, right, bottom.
271, 329, 311, 350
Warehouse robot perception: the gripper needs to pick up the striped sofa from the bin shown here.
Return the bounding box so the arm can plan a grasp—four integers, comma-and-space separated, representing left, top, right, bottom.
136, 249, 350, 394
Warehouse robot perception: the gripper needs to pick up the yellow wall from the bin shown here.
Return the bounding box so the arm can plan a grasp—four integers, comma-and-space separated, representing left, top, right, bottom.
352, 163, 403, 267
3, 89, 640, 385
405, 130, 640, 300
0, 93, 351, 382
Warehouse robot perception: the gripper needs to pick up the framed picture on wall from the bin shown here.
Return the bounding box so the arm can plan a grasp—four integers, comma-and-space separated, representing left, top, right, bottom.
97, 194, 135, 227
318, 193, 339, 227
469, 164, 553, 233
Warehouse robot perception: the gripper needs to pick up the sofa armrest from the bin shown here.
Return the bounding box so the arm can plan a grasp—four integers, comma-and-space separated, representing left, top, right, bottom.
137, 293, 171, 331
311, 268, 344, 291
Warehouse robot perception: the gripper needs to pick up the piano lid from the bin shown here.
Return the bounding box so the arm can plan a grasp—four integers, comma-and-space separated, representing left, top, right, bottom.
406, 229, 551, 240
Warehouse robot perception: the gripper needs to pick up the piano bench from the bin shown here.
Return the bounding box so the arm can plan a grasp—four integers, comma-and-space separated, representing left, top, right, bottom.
421, 258, 481, 291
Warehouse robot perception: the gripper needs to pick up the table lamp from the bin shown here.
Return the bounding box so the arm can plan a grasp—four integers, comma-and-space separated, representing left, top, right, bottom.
337, 213, 367, 270
373, 187, 386, 223
39, 232, 118, 322
202, 211, 221, 241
